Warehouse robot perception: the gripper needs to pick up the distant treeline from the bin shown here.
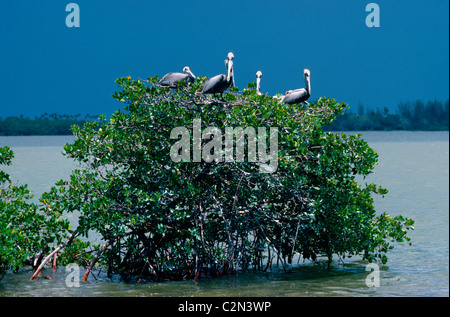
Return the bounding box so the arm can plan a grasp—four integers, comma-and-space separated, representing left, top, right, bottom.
0, 113, 98, 136
324, 99, 449, 131
1, 99, 449, 135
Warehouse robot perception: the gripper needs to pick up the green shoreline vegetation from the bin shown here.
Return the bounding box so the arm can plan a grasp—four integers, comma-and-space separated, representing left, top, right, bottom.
324, 99, 449, 132
0, 99, 448, 136
0, 113, 98, 136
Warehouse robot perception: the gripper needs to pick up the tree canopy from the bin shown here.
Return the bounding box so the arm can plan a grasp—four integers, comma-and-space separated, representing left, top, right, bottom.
1, 76, 414, 282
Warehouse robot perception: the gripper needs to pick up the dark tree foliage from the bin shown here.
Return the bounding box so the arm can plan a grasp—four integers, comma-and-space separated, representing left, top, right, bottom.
0, 114, 97, 136
325, 99, 449, 131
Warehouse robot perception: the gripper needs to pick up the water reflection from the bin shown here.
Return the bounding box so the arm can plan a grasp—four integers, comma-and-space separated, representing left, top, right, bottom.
0, 261, 380, 297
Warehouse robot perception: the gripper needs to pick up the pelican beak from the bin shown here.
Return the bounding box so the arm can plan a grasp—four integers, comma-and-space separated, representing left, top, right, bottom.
188, 69, 196, 79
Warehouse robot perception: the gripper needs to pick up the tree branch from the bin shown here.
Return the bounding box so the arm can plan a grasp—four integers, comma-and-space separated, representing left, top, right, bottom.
30, 230, 79, 280
82, 236, 118, 282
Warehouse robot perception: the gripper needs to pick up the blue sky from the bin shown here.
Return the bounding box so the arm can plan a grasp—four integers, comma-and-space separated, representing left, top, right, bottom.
0, 0, 448, 118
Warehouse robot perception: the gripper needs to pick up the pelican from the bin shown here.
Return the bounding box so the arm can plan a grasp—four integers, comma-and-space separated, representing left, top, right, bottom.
201, 52, 234, 97
256, 71, 262, 95
159, 66, 196, 87
273, 90, 291, 102
282, 69, 311, 105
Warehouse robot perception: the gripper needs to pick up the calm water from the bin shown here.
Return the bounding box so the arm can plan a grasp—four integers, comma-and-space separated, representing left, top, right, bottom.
0, 132, 448, 297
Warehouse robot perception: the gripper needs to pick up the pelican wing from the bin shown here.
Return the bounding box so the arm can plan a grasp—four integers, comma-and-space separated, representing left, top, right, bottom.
159, 72, 192, 86
283, 88, 310, 104
202, 74, 228, 94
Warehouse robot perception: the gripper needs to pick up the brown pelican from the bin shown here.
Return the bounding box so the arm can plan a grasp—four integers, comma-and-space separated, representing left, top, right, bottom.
201, 52, 234, 97
159, 66, 196, 87
282, 69, 311, 105
256, 71, 262, 95
273, 90, 291, 102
